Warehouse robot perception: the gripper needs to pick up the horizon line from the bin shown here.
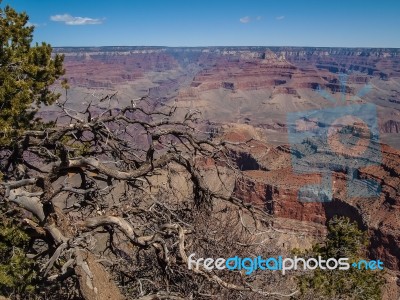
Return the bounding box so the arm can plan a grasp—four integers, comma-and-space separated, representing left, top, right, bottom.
51, 45, 400, 50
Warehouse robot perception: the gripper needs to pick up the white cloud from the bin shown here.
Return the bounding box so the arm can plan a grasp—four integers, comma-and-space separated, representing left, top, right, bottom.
256, 16, 262, 21
239, 16, 251, 24
50, 14, 103, 25
276, 16, 285, 20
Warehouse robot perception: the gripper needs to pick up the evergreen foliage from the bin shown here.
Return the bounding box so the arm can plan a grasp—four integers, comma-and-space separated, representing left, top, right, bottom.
296, 216, 385, 300
0, 1, 64, 145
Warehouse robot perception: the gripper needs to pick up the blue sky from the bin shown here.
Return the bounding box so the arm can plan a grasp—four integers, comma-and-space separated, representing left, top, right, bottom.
4, 0, 400, 47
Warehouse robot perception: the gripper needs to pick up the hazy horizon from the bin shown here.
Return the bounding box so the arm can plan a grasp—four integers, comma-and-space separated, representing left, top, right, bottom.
51, 45, 400, 49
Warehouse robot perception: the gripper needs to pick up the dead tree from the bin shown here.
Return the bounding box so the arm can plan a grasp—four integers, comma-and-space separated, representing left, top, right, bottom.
0, 94, 298, 299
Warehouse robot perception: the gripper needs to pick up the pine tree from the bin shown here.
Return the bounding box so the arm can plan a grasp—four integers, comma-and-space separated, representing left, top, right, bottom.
0, 1, 64, 145
0, 2, 64, 297
296, 216, 385, 300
